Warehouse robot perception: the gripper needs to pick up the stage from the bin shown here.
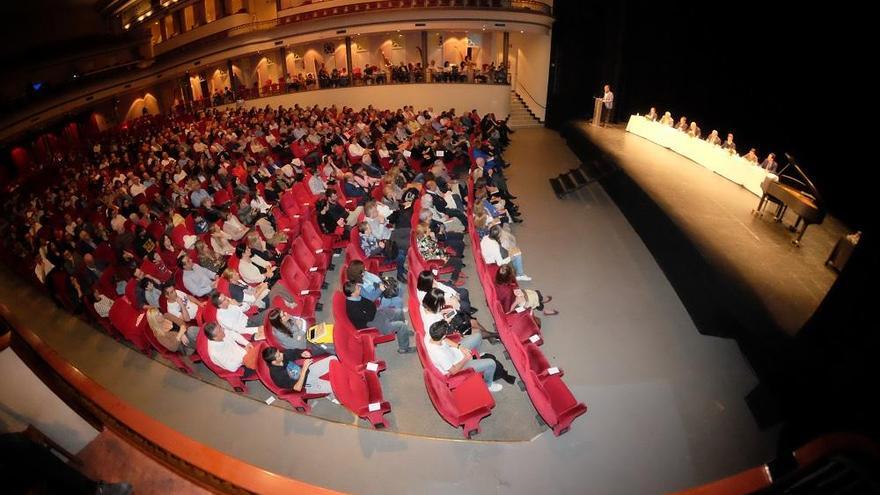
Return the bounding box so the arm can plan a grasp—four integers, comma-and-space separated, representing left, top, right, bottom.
562, 120, 848, 338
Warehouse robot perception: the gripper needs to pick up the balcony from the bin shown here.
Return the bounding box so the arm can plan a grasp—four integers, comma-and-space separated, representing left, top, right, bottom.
153, 12, 253, 57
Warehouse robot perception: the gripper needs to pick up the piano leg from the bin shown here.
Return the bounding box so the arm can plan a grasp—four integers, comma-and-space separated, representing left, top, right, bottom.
752, 195, 768, 216
774, 204, 786, 222
791, 224, 808, 247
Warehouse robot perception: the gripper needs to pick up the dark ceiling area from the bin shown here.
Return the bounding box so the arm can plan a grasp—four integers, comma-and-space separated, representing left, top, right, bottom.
0, 0, 117, 65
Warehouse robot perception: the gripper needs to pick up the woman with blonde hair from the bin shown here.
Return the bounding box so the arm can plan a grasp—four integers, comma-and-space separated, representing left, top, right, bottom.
146, 307, 198, 355
221, 267, 269, 307
209, 223, 234, 256
195, 239, 225, 273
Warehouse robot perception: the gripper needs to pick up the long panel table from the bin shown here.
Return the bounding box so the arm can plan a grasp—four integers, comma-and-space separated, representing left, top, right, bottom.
625, 115, 769, 196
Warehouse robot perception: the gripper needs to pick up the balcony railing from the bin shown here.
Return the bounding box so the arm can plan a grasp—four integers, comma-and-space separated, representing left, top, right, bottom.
187, 65, 510, 111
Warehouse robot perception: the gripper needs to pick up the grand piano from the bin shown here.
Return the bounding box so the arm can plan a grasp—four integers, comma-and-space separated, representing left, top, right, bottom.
753, 153, 826, 246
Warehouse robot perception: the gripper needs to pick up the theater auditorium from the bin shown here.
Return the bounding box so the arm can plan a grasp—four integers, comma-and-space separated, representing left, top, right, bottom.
1, 2, 877, 494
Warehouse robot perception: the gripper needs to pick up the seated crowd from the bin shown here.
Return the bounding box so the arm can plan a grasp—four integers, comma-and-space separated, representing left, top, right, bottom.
643, 106, 779, 173
0, 100, 527, 405
203, 59, 510, 107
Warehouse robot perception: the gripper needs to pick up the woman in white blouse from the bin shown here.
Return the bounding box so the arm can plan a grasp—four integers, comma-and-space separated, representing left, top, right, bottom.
236, 244, 275, 285
222, 210, 249, 241
480, 224, 531, 281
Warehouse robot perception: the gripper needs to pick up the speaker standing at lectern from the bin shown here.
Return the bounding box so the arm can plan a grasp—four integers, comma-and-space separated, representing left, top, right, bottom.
601, 84, 614, 126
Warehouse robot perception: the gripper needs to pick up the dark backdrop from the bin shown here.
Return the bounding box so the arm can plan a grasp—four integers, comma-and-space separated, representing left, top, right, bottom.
548, 1, 878, 445
547, 1, 869, 231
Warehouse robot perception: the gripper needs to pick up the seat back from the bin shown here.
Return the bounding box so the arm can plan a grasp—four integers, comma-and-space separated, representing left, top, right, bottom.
108, 297, 149, 351
329, 359, 370, 412
292, 238, 317, 272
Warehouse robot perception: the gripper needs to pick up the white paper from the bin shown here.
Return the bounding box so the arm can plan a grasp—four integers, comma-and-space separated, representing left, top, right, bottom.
547, 367, 559, 375
529, 334, 540, 343
436, 150, 445, 157
315, 249, 323, 254
300, 290, 310, 295
368, 402, 381, 412
366, 362, 379, 372
514, 306, 526, 313
309, 267, 318, 272
265, 396, 276, 405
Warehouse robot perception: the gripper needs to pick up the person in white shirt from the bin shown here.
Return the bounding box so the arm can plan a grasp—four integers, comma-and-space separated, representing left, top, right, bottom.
425, 320, 501, 392
480, 225, 530, 281
93, 290, 114, 318
162, 285, 200, 325
129, 177, 146, 197
601, 84, 614, 126
210, 292, 263, 336
236, 245, 275, 285
347, 137, 367, 160
209, 224, 234, 256
204, 322, 255, 374
222, 211, 249, 241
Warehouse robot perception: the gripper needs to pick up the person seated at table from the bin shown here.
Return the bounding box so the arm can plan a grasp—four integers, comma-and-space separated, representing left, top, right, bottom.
687, 121, 701, 139
425, 320, 505, 392
494, 264, 558, 317
705, 130, 722, 146
760, 153, 779, 173
743, 148, 759, 163
261, 346, 338, 400
645, 107, 658, 121
204, 322, 256, 376
676, 116, 689, 132
343, 281, 414, 353
659, 111, 674, 126
346, 259, 401, 309
481, 224, 530, 281
721, 133, 737, 153
146, 307, 199, 355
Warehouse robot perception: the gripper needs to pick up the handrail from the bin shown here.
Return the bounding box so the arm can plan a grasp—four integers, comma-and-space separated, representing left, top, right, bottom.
0, 306, 344, 495
514, 80, 545, 110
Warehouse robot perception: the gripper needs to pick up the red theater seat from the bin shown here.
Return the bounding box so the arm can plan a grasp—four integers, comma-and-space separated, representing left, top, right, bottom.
254, 342, 328, 413
328, 360, 391, 428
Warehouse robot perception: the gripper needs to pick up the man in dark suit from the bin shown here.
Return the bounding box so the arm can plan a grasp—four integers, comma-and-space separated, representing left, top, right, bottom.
343, 281, 413, 353
760, 153, 779, 174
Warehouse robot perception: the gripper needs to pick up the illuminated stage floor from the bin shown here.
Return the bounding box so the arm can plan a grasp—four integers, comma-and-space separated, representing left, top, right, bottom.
564, 121, 846, 338
1, 128, 778, 494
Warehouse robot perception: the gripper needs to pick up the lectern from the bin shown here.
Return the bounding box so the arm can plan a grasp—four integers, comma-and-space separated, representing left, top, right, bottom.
592, 97, 604, 126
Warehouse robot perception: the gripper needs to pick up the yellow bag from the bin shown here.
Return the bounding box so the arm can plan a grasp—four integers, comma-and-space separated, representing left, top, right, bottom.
307, 322, 334, 345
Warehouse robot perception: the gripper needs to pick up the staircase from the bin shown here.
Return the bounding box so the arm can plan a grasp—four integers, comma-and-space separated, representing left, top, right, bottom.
507, 91, 543, 128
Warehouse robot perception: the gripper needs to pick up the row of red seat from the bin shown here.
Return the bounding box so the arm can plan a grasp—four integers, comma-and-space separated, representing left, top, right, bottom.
465, 179, 587, 436
406, 247, 497, 438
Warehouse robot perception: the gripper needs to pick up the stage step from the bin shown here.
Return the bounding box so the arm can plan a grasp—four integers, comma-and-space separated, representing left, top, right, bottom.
549, 164, 597, 198
509, 91, 543, 128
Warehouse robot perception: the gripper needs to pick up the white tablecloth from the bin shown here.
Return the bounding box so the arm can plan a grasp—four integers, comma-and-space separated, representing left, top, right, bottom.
625, 115, 768, 196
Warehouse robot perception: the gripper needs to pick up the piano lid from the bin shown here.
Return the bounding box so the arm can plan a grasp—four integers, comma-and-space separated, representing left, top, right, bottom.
778, 153, 823, 202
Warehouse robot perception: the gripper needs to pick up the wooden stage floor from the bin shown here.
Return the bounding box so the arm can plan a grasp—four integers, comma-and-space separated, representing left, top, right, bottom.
565, 120, 847, 337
